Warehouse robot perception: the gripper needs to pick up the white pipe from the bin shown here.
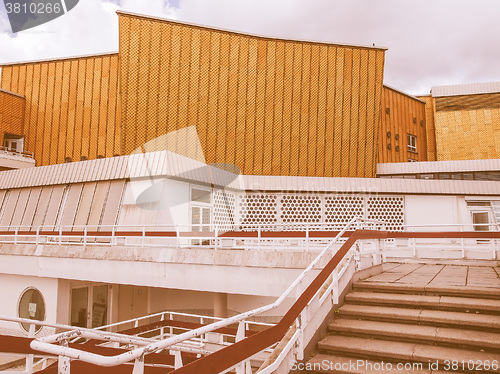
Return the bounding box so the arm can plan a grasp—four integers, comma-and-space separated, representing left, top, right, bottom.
30, 217, 368, 367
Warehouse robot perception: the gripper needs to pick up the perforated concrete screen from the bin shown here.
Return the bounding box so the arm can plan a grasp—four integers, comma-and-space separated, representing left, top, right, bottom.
237, 193, 405, 231
324, 195, 364, 228
213, 190, 236, 232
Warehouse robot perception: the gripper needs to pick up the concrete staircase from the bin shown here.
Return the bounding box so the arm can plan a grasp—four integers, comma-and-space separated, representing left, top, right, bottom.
305, 281, 500, 374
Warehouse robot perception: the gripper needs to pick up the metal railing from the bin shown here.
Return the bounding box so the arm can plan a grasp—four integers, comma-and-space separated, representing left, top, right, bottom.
0, 146, 34, 159
27, 218, 384, 373
0, 309, 274, 373
0, 221, 386, 251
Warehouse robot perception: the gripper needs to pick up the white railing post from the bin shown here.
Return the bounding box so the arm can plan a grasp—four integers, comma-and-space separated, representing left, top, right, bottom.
461, 238, 465, 258
112, 225, 116, 247
26, 323, 35, 374
174, 350, 183, 369
257, 226, 261, 251
235, 320, 247, 374
142, 226, 145, 247
132, 356, 144, 374
215, 225, 219, 250
83, 226, 87, 246
59, 227, 62, 245
332, 267, 339, 304
58, 340, 70, 374
14, 226, 18, 245
306, 225, 310, 252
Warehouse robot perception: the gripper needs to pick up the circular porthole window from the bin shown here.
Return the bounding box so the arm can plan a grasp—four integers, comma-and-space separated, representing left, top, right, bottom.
18, 288, 46, 333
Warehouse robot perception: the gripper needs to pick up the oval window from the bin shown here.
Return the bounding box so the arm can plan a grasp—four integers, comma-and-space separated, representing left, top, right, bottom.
18, 288, 45, 333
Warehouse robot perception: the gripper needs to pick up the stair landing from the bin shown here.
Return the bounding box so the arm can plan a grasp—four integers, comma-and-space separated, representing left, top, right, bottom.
305, 263, 500, 374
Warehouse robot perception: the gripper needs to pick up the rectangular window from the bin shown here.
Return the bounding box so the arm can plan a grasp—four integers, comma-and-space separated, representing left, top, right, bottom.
191, 188, 211, 204
420, 174, 434, 180
407, 134, 417, 153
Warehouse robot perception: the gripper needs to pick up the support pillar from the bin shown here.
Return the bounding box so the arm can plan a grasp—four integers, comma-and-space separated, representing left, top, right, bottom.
213, 292, 228, 318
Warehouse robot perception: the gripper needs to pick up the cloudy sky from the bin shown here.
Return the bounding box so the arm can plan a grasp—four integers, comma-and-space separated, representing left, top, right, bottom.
0, 0, 499, 95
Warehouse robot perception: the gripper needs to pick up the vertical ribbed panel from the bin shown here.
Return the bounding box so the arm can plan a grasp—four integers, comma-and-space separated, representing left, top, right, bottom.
100, 180, 125, 227
0, 54, 121, 166
379, 87, 428, 163
31, 186, 52, 228
60, 183, 84, 228
9, 188, 30, 227
118, 13, 386, 178
0, 89, 25, 145
0, 188, 20, 229
73, 182, 97, 227
418, 95, 437, 161
21, 186, 41, 228
42, 185, 65, 229
87, 181, 110, 227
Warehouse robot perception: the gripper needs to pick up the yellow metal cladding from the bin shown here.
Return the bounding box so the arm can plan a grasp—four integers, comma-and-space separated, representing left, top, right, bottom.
0, 54, 121, 166
379, 86, 428, 163
418, 95, 437, 161
118, 12, 386, 177
0, 89, 25, 145
433, 101, 500, 161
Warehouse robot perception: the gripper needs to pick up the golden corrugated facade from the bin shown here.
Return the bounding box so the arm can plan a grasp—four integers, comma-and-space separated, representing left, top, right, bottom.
430, 94, 500, 161
118, 12, 386, 178
0, 89, 25, 145
418, 95, 437, 161
379, 86, 428, 163
0, 53, 121, 166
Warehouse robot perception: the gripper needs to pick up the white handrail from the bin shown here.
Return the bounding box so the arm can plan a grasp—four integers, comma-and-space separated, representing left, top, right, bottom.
30, 217, 375, 367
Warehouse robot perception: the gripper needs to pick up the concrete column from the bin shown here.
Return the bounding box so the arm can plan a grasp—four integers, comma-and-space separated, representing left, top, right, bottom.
213, 292, 228, 318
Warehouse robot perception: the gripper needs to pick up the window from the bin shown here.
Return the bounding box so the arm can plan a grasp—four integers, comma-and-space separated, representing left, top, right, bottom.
191, 187, 211, 204
407, 134, 417, 153
18, 287, 46, 333
408, 158, 417, 162
420, 174, 434, 180
2, 135, 24, 153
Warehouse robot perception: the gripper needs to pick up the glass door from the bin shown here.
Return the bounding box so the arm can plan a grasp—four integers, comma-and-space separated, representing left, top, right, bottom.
70, 287, 89, 328
70, 284, 109, 328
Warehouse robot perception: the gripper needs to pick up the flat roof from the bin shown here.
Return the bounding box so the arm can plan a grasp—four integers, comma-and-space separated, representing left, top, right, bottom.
117, 10, 388, 52
431, 82, 500, 98
0, 152, 499, 196
377, 159, 500, 175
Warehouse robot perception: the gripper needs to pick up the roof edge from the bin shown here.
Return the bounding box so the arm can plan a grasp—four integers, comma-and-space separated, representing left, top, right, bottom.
0, 52, 118, 67
116, 10, 389, 52
0, 88, 24, 99
383, 84, 426, 104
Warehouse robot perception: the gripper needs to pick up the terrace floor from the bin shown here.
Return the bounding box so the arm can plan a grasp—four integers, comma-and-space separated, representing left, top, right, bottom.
361, 262, 500, 293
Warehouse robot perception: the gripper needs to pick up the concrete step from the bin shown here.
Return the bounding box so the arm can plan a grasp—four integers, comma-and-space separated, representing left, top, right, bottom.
329, 319, 500, 352
305, 353, 465, 374
345, 291, 500, 314
338, 304, 500, 331
317, 335, 500, 373
352, 281, 500, 299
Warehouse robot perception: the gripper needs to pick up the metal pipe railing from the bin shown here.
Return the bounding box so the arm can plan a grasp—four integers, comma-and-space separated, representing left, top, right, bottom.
29, 217, 375, 369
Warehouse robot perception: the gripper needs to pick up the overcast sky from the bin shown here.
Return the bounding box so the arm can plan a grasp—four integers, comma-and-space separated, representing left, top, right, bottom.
1, 0, 499, 95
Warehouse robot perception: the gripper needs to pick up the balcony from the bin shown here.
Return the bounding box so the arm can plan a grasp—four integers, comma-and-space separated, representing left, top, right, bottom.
0, 146, 35, 170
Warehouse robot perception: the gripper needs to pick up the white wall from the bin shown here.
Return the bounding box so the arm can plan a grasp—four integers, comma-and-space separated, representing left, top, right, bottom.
405, 195, 469, 231
117, 178, 190, 229
0, 274, 59, 335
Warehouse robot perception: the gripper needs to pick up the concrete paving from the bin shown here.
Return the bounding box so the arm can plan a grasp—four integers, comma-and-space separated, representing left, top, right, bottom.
362, 262, 500, 289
